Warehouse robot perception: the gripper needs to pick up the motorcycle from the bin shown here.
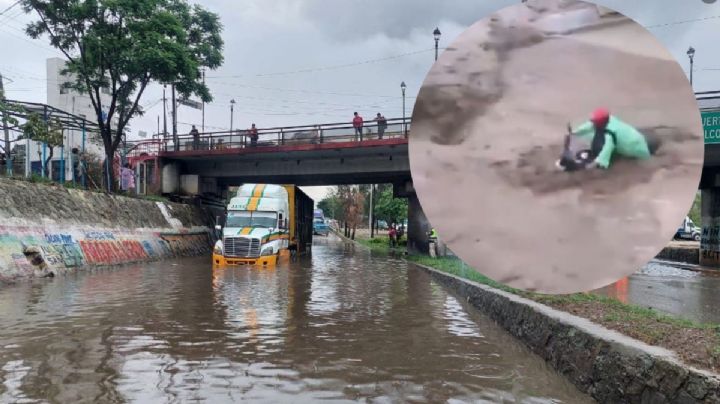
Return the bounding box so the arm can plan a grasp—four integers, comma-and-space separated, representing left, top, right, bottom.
555, 123, 594, 172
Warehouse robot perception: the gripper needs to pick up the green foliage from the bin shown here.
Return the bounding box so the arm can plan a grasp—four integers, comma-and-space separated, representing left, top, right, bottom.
21, 0, 224, 190
0, 90, 21, 130
688, 191, 701, 226
317, 194, 341, 220
374, 184, 407, 224
22, 114, 63, 148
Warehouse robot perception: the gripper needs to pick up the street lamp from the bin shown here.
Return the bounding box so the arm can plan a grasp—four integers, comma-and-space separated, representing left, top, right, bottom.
687, 47, 695, 87
230, 99, 236, 133
433, 27, 441, 61
400, 81, 407, 137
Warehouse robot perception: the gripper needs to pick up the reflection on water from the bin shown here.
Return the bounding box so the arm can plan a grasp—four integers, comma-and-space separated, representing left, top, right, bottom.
0, 235, 591, 403
595, 260, 720, 324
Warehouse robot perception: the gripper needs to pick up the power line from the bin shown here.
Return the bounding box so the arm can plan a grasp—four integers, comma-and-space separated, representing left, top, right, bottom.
0, 1, 21, 17
646, 13, 720, 29
206, 48, 438, 79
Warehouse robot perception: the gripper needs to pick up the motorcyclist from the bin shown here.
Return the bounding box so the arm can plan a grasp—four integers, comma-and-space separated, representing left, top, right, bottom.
570, 108, 659, 170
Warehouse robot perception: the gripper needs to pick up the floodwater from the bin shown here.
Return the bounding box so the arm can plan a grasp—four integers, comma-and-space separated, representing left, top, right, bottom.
596, 260, 720, 324
0, 234, 592, 403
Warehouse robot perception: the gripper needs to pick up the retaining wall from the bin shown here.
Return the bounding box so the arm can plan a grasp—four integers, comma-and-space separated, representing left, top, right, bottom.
0, 178, 213, 282
412, 262, 720, 404
656, 246, 700, 265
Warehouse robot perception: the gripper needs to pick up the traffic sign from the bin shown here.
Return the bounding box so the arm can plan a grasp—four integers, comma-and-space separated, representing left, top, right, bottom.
178, 98, 202, 110
702, 111, 720, 144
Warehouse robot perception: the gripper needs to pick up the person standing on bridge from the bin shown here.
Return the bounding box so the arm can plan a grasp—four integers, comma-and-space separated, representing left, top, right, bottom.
249, 123, 258, 147
375, 113, 388, 139
353, 112, 364, 141
190, 125, 200, 150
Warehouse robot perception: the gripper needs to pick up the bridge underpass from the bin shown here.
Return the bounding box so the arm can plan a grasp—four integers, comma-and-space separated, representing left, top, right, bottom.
126, 118, 435, 254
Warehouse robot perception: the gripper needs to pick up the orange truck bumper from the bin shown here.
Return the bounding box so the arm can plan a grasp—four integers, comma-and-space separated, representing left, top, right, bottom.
212, 250, 289, 268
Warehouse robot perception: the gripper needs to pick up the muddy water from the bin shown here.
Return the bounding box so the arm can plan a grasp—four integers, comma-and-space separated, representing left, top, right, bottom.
0, 235, 591, 403
409, 1, 703, 294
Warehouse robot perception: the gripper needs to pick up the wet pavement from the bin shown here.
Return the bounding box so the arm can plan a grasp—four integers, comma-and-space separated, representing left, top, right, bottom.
0, 234, 591, 403
595, 260, 720, 324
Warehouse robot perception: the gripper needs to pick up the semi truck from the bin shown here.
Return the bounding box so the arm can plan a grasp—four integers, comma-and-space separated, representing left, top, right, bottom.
213, 184, 314, 267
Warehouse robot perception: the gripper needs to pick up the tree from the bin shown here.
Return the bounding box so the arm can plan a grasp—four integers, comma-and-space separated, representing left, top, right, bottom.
375, 185, 408, 226
0, 90, 23, 173
22, 0, 224, 191
22, 114, 63, 177
317, 194, 340, 221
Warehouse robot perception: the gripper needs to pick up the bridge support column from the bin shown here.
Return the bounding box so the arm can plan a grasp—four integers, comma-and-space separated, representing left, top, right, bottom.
700, 168, 720, 268
396, 180, 432, 255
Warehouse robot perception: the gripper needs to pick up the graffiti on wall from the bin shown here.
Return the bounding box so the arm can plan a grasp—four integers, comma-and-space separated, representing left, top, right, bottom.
79, 239, 149, 265
700, 217, 720, 265
44, 233, 85, 267
1, 224, 210, 281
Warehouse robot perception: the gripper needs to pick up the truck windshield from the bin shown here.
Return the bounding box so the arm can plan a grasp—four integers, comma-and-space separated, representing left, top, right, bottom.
226, 211, 277, 228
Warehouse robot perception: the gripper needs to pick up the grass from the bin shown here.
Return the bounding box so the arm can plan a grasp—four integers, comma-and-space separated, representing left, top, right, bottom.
404, 254, 720, 373
356, 234, 407, 253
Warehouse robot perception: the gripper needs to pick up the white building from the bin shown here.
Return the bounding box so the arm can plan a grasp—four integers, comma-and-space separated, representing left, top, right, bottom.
25, 58, 118, 180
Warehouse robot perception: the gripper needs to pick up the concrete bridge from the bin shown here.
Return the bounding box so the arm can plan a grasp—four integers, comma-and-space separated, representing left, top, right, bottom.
125, 99, 720, 261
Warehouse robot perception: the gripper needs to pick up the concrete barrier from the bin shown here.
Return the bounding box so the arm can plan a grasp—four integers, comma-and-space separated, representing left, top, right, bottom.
656, 246, 700, 265
411, 262, 720, 404
0, 178, 212, 283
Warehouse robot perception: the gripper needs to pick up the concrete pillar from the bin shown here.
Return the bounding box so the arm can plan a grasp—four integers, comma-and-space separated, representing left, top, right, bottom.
407, 192, 431, 255
700, 188, 720, 267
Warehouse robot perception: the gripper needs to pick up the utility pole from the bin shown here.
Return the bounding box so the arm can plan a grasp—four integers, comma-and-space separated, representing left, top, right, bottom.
162, 85, 167, 141
171, 84, 178, 151
369, 184, 374, 238
202, 68, 206, 133
0, 72, 11, 176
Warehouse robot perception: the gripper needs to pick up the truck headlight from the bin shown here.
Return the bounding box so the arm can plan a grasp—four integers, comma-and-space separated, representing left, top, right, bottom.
260, 247, 274, 256
214, 240, 223, 255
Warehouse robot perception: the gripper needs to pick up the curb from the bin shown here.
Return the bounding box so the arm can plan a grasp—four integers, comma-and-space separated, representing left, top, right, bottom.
410, 261, 720, 404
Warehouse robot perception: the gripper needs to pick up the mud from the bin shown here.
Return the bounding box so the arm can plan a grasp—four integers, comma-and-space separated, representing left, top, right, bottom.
409, 1, 704, 294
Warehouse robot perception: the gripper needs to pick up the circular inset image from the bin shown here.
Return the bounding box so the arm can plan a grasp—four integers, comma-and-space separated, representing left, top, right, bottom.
408, 0, 704, 294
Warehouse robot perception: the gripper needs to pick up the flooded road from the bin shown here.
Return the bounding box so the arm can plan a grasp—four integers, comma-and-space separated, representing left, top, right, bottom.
0, 234, 591, 403
596, 260, 720, 324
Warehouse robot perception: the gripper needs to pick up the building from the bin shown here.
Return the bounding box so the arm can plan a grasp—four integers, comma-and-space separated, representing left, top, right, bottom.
25, 58, 119, 180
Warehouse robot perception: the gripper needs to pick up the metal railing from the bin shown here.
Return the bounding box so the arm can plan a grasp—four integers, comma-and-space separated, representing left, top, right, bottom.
159, 117, 411, 153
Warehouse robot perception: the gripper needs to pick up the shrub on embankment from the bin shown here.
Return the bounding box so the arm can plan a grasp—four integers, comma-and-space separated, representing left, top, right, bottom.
0, 178, 213, 283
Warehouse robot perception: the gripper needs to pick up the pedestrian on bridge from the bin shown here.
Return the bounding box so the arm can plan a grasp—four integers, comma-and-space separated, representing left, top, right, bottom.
375, 113, 388, 139
190, 125, 200, 150
249, 123, 258, 147
353, 112, 364, 141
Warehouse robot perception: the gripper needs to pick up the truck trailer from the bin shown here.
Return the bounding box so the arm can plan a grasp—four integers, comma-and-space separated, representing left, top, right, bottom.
213, 184, 314, 267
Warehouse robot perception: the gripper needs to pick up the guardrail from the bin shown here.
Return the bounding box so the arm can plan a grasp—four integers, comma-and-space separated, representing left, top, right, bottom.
159, 117, 411, 153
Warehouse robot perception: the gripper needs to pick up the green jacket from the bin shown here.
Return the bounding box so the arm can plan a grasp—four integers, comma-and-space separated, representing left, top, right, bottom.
572, 115, 651, 169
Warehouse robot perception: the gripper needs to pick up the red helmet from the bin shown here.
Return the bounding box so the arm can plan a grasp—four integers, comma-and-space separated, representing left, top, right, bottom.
590, 108, 610, 125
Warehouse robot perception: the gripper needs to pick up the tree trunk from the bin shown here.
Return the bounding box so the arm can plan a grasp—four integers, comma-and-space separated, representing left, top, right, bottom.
44, 147, 54, 178
103, 144, 116, 193
351, 225, 356, 240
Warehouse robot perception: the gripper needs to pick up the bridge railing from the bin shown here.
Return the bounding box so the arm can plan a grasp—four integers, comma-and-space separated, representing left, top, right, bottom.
161, 117, 411, 153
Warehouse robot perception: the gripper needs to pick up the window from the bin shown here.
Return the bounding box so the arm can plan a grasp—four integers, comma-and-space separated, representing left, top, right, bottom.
226, 211, 278, 228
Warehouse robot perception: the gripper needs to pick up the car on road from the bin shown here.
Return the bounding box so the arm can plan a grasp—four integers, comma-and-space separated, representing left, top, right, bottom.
674, 216, 701, 241
377, 220, 388, 230
314, 219, 330, 236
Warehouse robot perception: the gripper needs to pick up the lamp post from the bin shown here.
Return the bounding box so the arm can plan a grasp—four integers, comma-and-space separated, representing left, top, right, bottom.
433, 27, 441, 61
400, 81, 407, 137
230, 99, 236, 133
687, 46, 695, 87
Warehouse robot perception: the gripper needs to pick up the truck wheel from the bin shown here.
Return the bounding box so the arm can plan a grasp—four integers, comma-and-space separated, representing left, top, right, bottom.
694, 234, 701, 241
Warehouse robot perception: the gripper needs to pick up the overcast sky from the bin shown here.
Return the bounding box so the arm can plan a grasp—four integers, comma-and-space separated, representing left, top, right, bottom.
0, 0, 718, 201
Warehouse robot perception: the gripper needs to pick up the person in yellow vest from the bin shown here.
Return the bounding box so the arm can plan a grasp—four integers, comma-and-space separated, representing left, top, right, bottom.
428, 228, 438, 258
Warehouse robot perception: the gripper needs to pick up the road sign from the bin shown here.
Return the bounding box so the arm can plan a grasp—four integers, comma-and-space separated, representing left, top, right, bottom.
178, 98, 202, 110
703, 111, 720, 144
